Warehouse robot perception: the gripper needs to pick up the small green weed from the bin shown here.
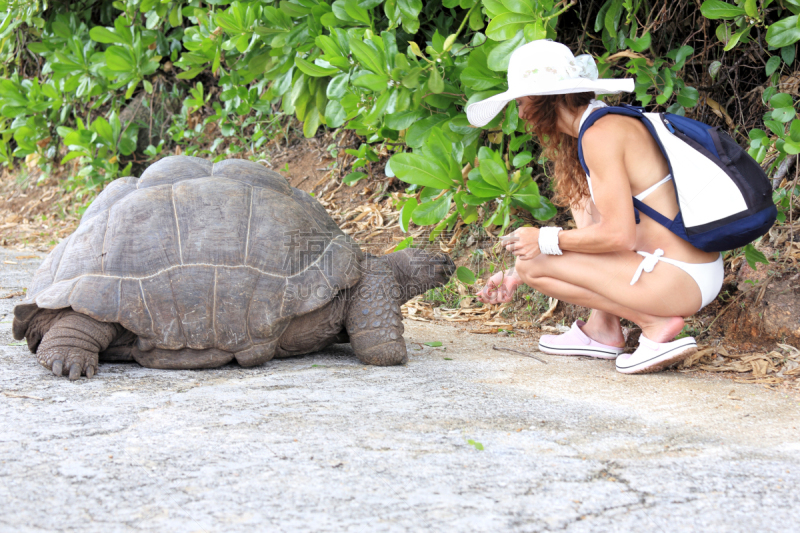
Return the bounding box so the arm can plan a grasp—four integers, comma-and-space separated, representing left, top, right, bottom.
467, 439, 484, 451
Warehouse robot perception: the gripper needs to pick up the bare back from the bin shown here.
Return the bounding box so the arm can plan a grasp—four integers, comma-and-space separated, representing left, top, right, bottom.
584, 114, 718, 264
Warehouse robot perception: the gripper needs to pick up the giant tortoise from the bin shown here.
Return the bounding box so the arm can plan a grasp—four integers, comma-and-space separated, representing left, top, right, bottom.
13, 156, 454, 379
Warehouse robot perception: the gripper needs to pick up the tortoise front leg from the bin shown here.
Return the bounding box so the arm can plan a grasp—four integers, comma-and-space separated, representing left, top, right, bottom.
36, 311, 124, 380
345, 273, 407, 366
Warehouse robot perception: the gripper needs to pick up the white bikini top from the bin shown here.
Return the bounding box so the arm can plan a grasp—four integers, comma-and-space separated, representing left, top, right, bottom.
579, 99, 673, 204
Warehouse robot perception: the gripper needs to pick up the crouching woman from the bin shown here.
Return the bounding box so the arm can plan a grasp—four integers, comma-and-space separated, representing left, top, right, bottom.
468, 41, 723, 374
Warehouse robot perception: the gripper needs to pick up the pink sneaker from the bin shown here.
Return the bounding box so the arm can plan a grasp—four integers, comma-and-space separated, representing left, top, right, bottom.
615, 336, 697, 374
538, 320, 625, 359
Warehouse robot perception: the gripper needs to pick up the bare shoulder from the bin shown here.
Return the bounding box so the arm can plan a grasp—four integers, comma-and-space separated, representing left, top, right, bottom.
582, 114, 647, 157
583, 114, 640, 141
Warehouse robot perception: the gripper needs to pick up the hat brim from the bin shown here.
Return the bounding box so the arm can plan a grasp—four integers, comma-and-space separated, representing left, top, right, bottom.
466, 78, 635, 127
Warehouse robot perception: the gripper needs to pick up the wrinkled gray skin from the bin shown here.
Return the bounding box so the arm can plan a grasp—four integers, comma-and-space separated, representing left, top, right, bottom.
13, 156, 455, 380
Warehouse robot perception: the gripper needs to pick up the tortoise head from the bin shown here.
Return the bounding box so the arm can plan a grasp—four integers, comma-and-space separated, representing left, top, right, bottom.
385, 248, 455, 304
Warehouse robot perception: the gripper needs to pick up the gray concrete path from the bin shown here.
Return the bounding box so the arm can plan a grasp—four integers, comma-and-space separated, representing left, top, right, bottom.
1, 247, 798, 532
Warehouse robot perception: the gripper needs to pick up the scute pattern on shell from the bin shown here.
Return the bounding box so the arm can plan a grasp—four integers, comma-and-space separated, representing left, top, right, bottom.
15, 156, 364, 353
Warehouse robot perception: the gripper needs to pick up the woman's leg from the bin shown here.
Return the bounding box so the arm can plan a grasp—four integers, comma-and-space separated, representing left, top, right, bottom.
515, 249, 702, 342
568, 199, 624, 346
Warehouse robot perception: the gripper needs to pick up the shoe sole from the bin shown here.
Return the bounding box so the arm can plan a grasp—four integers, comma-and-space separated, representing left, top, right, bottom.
538, 342, 623, 359
616, 343, 697, 374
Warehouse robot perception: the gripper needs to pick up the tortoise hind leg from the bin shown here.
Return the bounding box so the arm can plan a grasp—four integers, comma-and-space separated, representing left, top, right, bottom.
99, 329, 137, 362
36, 311, 125, 380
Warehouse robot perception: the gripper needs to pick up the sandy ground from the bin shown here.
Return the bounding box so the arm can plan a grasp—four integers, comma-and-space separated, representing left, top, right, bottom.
1, 247, 799, 532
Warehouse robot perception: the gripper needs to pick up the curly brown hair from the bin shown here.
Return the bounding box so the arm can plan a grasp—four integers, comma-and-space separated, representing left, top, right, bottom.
517, 92, 595, 208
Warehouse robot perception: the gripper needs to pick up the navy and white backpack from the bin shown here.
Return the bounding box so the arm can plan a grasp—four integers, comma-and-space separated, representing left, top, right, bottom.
577, 105, 777, 253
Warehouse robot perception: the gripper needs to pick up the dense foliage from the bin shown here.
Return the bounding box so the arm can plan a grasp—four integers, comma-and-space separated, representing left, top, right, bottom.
0, 0, 798, 265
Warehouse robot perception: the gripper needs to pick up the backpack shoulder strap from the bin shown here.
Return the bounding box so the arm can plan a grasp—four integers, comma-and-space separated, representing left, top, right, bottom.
576, 104, 679, 231
577, 105, 645, 176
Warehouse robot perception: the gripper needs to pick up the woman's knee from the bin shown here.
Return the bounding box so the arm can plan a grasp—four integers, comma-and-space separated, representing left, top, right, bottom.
514, 256, 548, 285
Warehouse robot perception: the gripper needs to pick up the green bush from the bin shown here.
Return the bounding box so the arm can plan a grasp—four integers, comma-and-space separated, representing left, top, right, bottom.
0, 0, 798, 241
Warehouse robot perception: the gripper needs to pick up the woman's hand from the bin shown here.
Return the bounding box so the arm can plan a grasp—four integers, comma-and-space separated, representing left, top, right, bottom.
476, 268, 522, 305
503, 227, 540, 260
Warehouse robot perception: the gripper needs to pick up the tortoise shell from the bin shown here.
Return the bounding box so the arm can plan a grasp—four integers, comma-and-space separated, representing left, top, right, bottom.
14, 156, 363, 354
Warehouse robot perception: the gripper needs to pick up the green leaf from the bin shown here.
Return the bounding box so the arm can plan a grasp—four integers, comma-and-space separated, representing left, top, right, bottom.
764, 120, 784, 137
391, 153, 454, 189
604, 0, 623, 38
486, 30, 525, 72
385, 109, 427, 130
625, 32, 652, 53
529, 197, 557, 220
89, 26, 122, 44
783, 139, 800, 155
716, 22, 734, 46
677, 86, 699, 108
744, 0, 757, 17
350, 39, 386, 75
479, 159, 509, 191
325, 100, 347, 128
511, 181, 541, 210
502, 101, 518, 135
790, 120, 800, 142
743, 243, 768, 270
105, 46, 134, 72
400, 197, 417, 232
351, 73, 389, 91
393, 235, 413, 251
766, 56, 781, 77
281, 0, 313, 17
423, 341, 443, 347
770, 93, 793, 109
423, 127, 458, 177
397, 0, 423, 22
455, 266, 476, 285
412, 195, 451, 225
782, 45, 796, 65
169, 5, 183, 27
467, 178, 504, 198
303, 106, 322, 138
723, 27, 748, 51
486, 12, 535, 41
482, 0, 506, 18
524, 19, 547, 41
461, 67, 504, 90
510, 134, 531, 151
428, 67, 444, 93
343, 171, 368, 184
512, 151, 533, 167
60, 151, 84, 164
767, 16, 800, 48
177, 66, 204, 80
700, 0, 746, 19
92, 117, 114, 144
668, 46, 695, 71
501, 0, 534, 15
405, 114, 451, 148
467, 439, 484, 451
344, 0, 371, 24
295, 57, 339, 77
469, 6, 485, 30
326, 73, 350, 99
772, 107, 796, 123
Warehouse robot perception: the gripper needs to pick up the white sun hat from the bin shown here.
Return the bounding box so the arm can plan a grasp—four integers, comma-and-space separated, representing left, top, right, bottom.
466, 40, 634, 127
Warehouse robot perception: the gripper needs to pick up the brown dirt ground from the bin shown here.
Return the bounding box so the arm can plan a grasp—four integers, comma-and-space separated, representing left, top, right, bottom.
1, 133, 798, 393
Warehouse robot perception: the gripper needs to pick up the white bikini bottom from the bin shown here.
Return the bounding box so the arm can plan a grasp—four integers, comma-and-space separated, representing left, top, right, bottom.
630, 249, 724, 311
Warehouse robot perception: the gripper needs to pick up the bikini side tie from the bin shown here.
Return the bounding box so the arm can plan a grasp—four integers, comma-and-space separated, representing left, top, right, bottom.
630, 248, 665, 285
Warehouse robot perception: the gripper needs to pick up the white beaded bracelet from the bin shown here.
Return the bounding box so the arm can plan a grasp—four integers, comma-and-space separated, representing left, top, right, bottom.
538, 226, 563, 256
